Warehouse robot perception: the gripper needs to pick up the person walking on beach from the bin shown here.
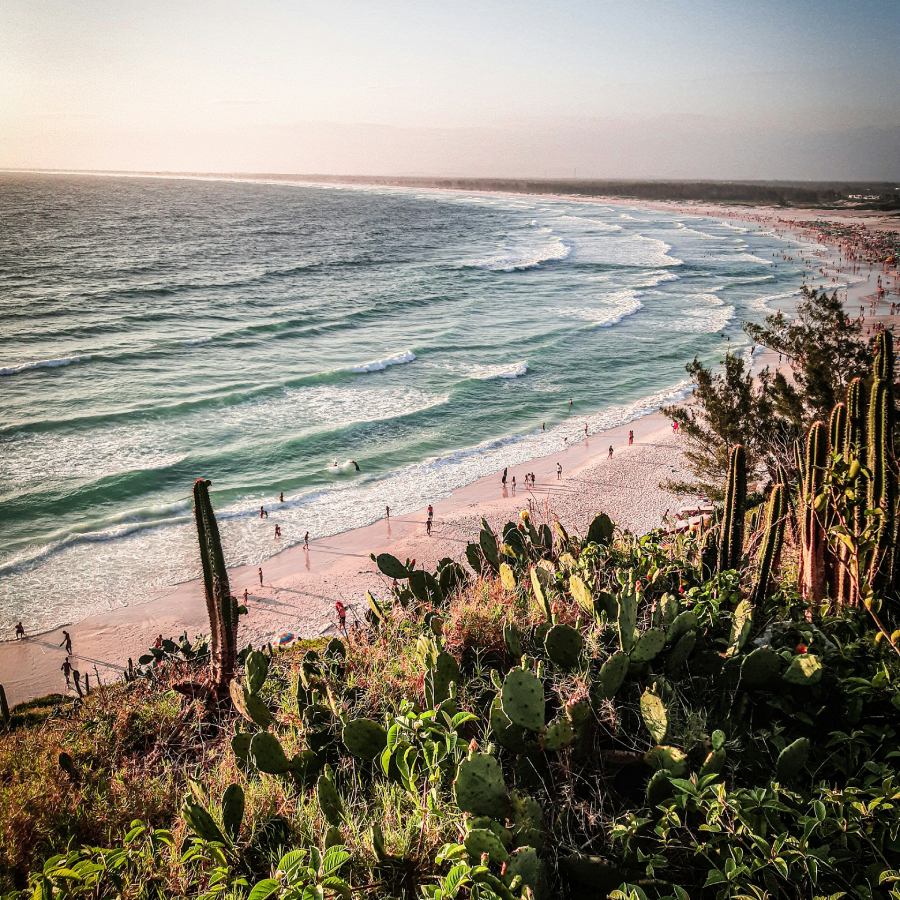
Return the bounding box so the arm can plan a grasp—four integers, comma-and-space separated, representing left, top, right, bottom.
61, 658, 72, 688
584, 423, 588, 437
385, 506, 390, 520
60, 630, 72, 655
511, 475, 516, 494
557, 463, 562, 480
14, 621, 25, 640
154, 634, 163, 650
274, 524, 281, 538
426, 516, 432, 536
243, 587, 248, 604
501, 468, 507, 486
304, 531, 310, 549
629, 430, 634, 445
259, 506, 268, 519
608, 446, 614, 459
258, 567, 263, 585
335, 600, 347, 632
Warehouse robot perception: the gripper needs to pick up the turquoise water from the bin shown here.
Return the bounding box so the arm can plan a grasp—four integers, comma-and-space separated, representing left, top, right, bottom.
0, 174, 812, 633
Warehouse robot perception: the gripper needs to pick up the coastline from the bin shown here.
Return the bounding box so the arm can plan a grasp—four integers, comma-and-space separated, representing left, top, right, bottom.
1, 192, 894, 707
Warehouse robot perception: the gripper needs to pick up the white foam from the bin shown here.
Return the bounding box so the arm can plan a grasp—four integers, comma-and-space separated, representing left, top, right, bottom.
675, 222, 725, 240
747, 288, 803, 312
467, 235, 571, 271
468, 361, 529, 380
177, 337, 211, 345
554, 289, 644, 328
349, 350, 416, 373
0, 355, 91, 376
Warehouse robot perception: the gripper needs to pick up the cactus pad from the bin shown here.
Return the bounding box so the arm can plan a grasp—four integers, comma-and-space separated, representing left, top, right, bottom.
480, 524, 500, 571
782, 654, 823, 686
643, 745, 688, 777
510, 792, 545, 849
499, 563, 517, 592
565, 700, 591, 727
617, 590, 638, 652
540, 718, 574, 750
221, 783, 245, 841
465, 828, 509, 864
544, 623, 583, 670
501, 668, 545, 732
729, 599, 753, 653
666, 610, 698, 645
454, 753, 508, 819
231, 733, 252, 769
569, 575, 593, 616
591, 651, 629, 703
630, 627, 666, 663
182, 796, 226, 845
665, 630, 697, 672
503, 622, 522, 658
503, 847, 544, 897
490, 697, 528, 753
700, 748, 726, 778
640, 690, 668, 743
646, 769, 674, 806
250, 732, 292, 776
342, 719, 388, 760
317, 772, 345, 827
245, 649, 269, 695
374, 552, 410, 579
741, 646, 782, 689
531, 567, 554, 621
586, 512, 614, 545
776, 737, 810, 781
230, 680, 272, 729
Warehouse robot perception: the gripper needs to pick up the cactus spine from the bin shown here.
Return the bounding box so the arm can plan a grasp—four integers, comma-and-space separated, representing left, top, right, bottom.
750, 483, 786, 606
193, 479, 239, 695
717, 444, 746, 572
800, 422, 828, 609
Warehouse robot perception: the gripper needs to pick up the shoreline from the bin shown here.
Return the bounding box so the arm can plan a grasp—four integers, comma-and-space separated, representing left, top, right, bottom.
1, 194, 894, 707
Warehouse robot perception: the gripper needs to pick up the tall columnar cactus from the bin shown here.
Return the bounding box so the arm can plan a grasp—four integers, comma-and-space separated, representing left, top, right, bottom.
829, 402, 847, 458
845, 377, 867, 459
750, 483, 786, 606
717, 444, 746, 572
867, 373, 897, 593
876, 330, 894, 383
800, 422, 828, 608
193, 478, 239, 696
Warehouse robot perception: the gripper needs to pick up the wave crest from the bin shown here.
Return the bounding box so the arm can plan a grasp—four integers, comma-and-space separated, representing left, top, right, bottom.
0, 355, 91, 377
349, 350, 416, 373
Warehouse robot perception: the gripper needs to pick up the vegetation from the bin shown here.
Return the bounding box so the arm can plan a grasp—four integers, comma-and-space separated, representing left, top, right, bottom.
4, 301, 900, 899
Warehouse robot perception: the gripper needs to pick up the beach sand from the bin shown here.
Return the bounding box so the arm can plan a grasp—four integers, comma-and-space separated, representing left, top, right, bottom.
1, 200, 895, 707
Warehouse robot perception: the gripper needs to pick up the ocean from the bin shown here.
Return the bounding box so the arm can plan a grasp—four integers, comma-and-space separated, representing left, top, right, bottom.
0, 174, 814, 635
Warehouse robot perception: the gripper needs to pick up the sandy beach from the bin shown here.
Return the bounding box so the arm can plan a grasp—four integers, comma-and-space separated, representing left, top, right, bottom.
1, 199, 895, 708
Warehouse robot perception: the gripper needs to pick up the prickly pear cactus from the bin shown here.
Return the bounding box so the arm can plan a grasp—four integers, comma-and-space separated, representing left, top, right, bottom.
510, 792, 545, 849
464, 828, 509, 864
503, 622, 523, 659
373, 552, 410, 579
231, 733, 252, 770
221, 783, 245, 842
776, 737, 810, 782
569, 575, 593, 616
531, 567, 554, 622
665, 630, 697, 673
454, 753, 508, 819
480, 521, 500, 571
700, 748, 726, 778
503, 847, 545, 899
317, 770, 345, 827
646, 769, 674, 806
540, 718, 574, 751
586, 512, 614, 545
666, 609, 698, 646
342, 719, 388, 760
544, 623, 583, 670
591, 651, 629, 703
728, 599, 753, 655
644, 745, 688, 777
640, 690, 668, 743
499, 563, 517, 592
490, 697, 529, 753
740, 646, 782, 689
617, 589, 638, 652
250, 732, 292, 776
245, 649, 269, 696
230, 680, 272, 729
782, 654, 822, 686
182, 796, 226, 844
501, 668, 545, 732
630, 627, 666, 663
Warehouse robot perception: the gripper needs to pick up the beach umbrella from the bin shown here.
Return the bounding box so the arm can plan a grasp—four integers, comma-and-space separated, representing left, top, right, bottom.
276, 632, 295, 646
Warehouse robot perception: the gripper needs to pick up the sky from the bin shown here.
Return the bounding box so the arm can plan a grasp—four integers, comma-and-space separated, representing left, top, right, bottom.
1, 0, 898, 180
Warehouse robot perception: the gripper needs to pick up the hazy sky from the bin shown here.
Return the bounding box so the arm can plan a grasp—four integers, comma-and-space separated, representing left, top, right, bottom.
2, 0, 898, 179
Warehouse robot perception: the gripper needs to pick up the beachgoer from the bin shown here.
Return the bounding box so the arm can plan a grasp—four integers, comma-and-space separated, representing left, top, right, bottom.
569, 399, 573, 407
608, 446, 613, 459
279, 492, 284, 503
385, 506, 390, 520
14, 621, 25, 640
673, 421, 679, 434
274, 524, 281, 538
511, 476, 516, 493
352, 460, 360, 471
335, 600, 346, 631
542, 423, 545, 431
557, 463, 562, 480
304, 532, 310, 549
584, 424, 588, 436
60, 630, 72, 655
243, 588, 248, 604
154, 634, 163, 650
564, 437, 568, 447
426, 517, 432, 536
61, 658, 72, 687
501, 468, 507, 486
258, 567, 263, 585
629, 430, 634, 445
427, 505, 434, 521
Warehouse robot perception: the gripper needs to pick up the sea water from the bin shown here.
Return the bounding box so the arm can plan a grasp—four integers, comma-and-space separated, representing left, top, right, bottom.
0, 174, 815, 634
